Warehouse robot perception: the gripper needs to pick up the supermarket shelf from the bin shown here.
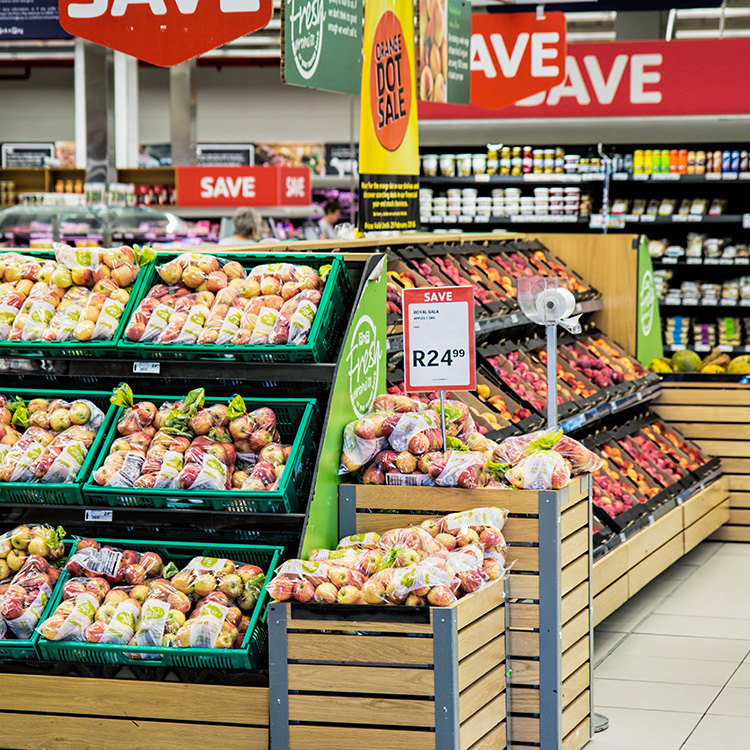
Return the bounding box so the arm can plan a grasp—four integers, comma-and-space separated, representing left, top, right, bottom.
386, 297, 604, 353
612, 172, 750, 184
560, 382, 663, 435
664, 344, 750, 356
421, 215, 588, 227
420, 174, 604, 187
593, 214, 746, 226
654, 258, 750, 268
171, 205, 324, 219
312, 175, 357, 189
660, 301, 750, 310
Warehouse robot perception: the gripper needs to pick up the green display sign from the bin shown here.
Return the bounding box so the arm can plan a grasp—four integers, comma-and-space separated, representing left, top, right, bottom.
636, 236, 664, 365
282, 0, 363, 95
418, 0, 470, 104
301, 256, 386, 557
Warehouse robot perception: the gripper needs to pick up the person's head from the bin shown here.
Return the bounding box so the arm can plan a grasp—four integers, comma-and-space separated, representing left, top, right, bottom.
324, 198, 342, 224
232, 207, 263, 240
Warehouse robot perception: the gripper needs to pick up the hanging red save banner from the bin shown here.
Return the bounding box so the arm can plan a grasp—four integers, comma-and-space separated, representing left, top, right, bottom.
469, 11, 567, 111
58, 0, 272, 67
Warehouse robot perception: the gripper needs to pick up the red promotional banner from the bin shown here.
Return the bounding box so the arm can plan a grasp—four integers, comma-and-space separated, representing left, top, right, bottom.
421, 37, 750, 120
176, 166, 311, 207
470, 11, 566, 111
59, 0, 272, 67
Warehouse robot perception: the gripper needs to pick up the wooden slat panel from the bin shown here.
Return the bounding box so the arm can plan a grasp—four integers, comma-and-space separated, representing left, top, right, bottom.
729, 476, 750, 492
730, 508, 750, 525
510, 686, 539, 714
562, 636, 590, 681
467, 721, 507, 750
509, 716, 539, 743
562, 717, 591, 750
0, 713, 268, 750
562, 609, 590, 653
288, 694, 436, 727
656, 392, 750, 407
507, 630, 538, 659
562, 663, 590, 709
500, 517, 539, 544
729, 493, 750, 509
563, 476, 590, 508
459, 666, 506, 724
561, 527, 589, 568
504, 545, 539, 573
721, 458, 750, 474
356, 514, 433, 534
456, 577, 505, 630
695, 440, 750, 458
508, 657, 539, 686
287, 633, 433, 665
593, 575, 629, 627
685, 500, 730, 552
288, 664, 435, 696
629, 534, 684, 596
669, 423, 750, 440
561, 500, 589, 539
562, 690, 591, 736
289, 725, 435, 750
509, 602, 538, 629
682, 477, 728, 527
458, 637, 506, 692
562, 555, 590, 596
288, 618, 433, 634
628, 505, 682, 562
0, 674, 268, 726
460, 694, 506, 750
353, 484, 542, 514
711, 526, 750, 542
592, 541, 629, 597
457, 607, 504, 661
508, 573, 539, 599
562, 581, 589, 624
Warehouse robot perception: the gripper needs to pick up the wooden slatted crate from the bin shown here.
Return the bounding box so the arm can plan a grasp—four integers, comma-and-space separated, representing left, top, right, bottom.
0, 673, 269, 749
329, 474, 593, 750
268, 577, 506, 750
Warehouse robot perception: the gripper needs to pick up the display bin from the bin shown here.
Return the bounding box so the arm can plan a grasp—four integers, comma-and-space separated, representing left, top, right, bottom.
0, 389, 117, 506
81, 395, 318, 512
116, 252, 352, 363
0, 538, 74, 661
35, 538, 283, 669
0, 249, 154, 358
268, 577, 507, 750
334, 475, 594, 750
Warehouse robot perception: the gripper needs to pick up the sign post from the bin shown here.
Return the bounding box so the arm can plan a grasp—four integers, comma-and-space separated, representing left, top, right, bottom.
403, 285, 476, 441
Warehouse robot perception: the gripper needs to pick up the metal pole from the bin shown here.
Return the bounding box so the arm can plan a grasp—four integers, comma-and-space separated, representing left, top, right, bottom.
546, 322, 557, 430
83, 41, 116, 188
439, 390, 447, 449
170, 60, 197, 166
349, 94, 356, 225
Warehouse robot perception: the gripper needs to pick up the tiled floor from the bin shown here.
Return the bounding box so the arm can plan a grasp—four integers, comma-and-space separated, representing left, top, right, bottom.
590, 541, 750, 749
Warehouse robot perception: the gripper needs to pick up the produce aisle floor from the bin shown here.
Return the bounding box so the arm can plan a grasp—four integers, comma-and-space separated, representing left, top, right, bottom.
590, 541, 750, 749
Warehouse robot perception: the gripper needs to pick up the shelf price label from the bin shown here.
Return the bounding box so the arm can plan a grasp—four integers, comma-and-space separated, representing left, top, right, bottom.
403, 286, 476, 392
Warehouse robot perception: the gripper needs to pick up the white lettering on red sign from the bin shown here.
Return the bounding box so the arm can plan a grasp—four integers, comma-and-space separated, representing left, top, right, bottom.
511, 52, 662, 107
285, 176, 306, 198
199, 175, 256, 199
67, 0, 257, 18
470, 31, 561, 80
423, 290, 454, 302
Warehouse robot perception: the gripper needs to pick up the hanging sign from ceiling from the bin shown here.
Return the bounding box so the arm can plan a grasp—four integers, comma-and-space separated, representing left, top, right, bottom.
58, 0, 272, 66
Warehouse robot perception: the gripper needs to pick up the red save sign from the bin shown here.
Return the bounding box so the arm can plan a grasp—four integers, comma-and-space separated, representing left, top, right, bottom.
403, 286, 476, 393
470, 11, 566, 111
176, 166, 311, 207
59, 0, 272, 67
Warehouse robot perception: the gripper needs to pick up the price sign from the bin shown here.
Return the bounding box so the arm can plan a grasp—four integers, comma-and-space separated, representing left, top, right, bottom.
403, 286, 476, 392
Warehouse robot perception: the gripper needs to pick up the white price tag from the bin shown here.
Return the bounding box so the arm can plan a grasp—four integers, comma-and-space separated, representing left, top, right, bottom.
640, 215, 656, 223
744, 214, 750, 229
723, 172, 739, 181
403, 286, 476, 392
85, 510, 113, 522
474, 174, 491, 183
133, 361, 160, 374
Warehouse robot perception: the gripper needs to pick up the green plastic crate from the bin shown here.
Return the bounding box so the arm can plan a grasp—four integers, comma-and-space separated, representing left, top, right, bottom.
116, 251, 351, 363
0, 249, 155, 358
0, 539, 73, 661
0, 389, 117, 506
81, 394, 318, 512
34, 538, 282, 669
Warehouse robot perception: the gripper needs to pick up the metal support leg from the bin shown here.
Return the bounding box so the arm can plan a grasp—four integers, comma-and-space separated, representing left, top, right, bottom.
268, 602, 290, 750
433, 607, 459, 750
338, 484, 358, 539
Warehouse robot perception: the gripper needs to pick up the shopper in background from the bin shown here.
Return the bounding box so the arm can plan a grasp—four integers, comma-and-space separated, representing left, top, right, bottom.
318, 198, 342, 239
219, 207, 264, 245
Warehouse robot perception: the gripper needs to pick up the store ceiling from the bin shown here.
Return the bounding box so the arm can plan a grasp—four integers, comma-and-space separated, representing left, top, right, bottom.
0, 1, 749, 65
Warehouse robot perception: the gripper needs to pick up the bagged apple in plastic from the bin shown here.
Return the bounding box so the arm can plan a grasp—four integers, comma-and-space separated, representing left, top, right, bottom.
174, 600, 235, 649
507, 449, 571, 490
38, 591, 100, 641
387, 410, 442, 454
96, 598, 142, 644
173, 303, 209, 344
111, 383, 157, 436
171, 556, 263, 612
307, 547, 384, 577
379, 526, 445, 558
336, 531, 381, 551
245, 306, 279, 345
90, 297, 126, 341
552, 434, 603, 475
425, 507, 509, 555
362, 562, 456, 605
65, 543, 128, 583
338, 418, 389, 475
426, 450, 489, 489
0, 556, 56, 638
43, 295, 87, 341
0, 523, 66, 561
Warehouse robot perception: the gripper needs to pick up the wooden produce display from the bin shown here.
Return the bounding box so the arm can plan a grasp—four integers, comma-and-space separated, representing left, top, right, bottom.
268, 578, 506, 750
333, 475, 593, 750
654, 381, 750, 542
0, 673, 269, 749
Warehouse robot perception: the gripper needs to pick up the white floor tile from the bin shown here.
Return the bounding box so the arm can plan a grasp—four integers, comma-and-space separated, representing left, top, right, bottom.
597, 595, 663, 633
654, 589, 750, 619
728, 661, 750, 688
679, 542, 723, 567
635, 613, 750, 641
682, 714, 750, 747
707, 686, 750, 717
606, 633, 750, 663
595, 654, 737, 686
594, 678, 721, 713
580, 706, 701, 750
593, 629, 627, 665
